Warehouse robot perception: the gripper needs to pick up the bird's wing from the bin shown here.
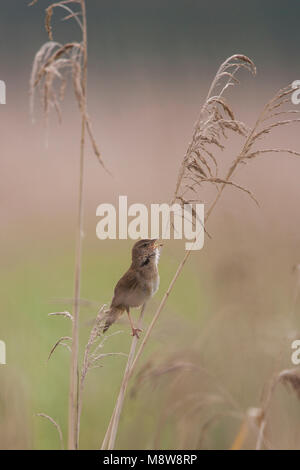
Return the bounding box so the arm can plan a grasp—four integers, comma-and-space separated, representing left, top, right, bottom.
112, 268, 139, 306
114, 269, 139, 293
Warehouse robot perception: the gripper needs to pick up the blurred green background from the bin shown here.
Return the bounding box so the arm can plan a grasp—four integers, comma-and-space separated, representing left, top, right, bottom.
1, 0, 300, 450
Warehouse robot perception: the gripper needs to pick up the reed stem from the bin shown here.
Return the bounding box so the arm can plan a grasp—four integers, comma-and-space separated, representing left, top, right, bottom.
68, 0, 88, 451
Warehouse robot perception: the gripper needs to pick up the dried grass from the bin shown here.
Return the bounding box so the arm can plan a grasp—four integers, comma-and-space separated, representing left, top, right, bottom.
102, 54, 300, 449
29, 1, 107, 170
30, 0, 109, 450
255, 368, 300, 449
36, 413, 64, 450
77, 306, 126, 445
174, 54, 256, 205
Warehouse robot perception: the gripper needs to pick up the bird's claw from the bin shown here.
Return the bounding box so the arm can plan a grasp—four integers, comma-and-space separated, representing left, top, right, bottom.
131, 328, 143, 339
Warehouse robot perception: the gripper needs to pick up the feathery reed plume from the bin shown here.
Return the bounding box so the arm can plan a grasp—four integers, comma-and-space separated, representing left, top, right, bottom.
29, 1, 107, 169
77, 306, 126, 445
173, 54, 256, 206
102, 56, 300, 449
255, 368, 300, 449
30, 0, 108, 449
279, 368, 300, 399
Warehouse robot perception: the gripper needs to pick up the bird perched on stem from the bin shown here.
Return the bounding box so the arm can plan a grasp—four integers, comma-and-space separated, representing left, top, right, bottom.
103, 239, 163, 338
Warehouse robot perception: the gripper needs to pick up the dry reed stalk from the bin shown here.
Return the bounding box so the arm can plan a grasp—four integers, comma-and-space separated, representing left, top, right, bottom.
77, 306, 126, 445
101, 305, 146, 450
30, 0, 107, 450
255, 368, 300, 449
102, 55, 300, 448
69, 0, 87, 448
36, 413, 64, 450
229, 408, 265, 450
48, 336, 72, 360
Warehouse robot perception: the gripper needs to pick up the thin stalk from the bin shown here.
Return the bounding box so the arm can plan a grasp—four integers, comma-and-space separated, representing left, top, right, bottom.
68, 117, 85, 450
68, 0, 87, 451
102, 306, 146, 450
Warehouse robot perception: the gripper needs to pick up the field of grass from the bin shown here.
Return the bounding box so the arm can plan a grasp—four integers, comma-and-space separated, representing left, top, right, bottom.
1, 215, 300, 449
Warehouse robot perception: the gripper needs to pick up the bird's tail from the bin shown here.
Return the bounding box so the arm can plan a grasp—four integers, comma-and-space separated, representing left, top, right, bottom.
102, 306, 124, 333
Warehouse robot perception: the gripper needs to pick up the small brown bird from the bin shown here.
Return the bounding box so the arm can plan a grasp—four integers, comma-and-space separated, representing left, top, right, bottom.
103, 239, 163, 337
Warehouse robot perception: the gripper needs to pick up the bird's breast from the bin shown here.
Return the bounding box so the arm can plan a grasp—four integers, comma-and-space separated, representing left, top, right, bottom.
151, 273, 160, 296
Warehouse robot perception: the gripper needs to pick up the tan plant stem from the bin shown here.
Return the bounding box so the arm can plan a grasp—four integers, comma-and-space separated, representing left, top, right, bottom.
68, 0, 87, 451
101, 306, 146, 450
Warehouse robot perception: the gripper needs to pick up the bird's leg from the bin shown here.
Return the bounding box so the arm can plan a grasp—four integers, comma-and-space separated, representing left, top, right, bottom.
126, 308, 142, 338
